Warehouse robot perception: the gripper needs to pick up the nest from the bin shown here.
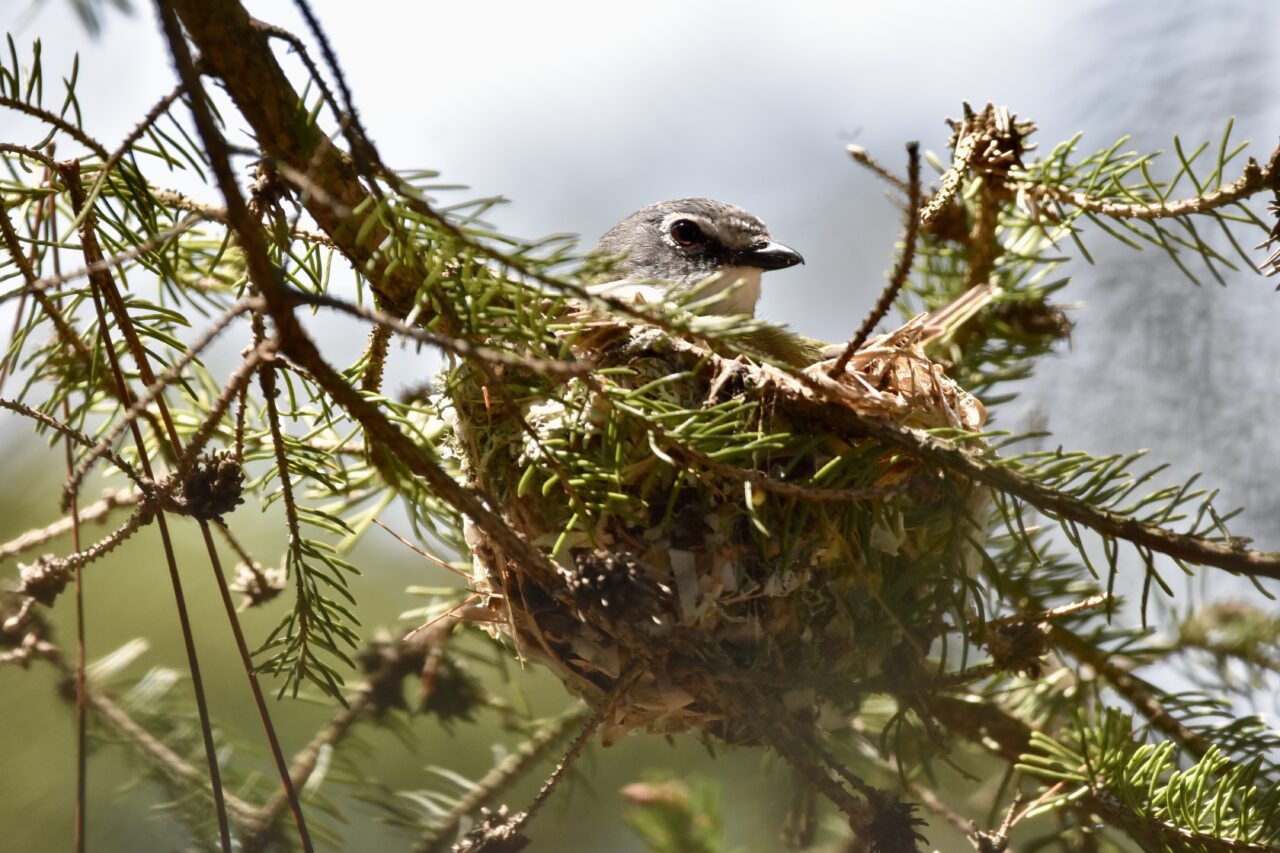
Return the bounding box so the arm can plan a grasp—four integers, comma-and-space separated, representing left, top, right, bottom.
445, 297, 989, 745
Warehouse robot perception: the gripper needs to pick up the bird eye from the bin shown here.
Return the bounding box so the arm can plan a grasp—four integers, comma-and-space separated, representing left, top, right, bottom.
668, 219, 703, 247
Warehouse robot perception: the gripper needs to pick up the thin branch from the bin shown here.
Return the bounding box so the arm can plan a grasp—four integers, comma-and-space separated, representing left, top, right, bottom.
0, 398, 149, 492
0, 96, 110, 159
1052, 626, 1211, 760
515, 668, 642, 831
847, 144, 910, 193
359, 321, 390, 392
11, 640, 261, 827
413, 708, 586, 852
62, 396, 88, 853
0, 141, 59, 169
289, 288, 592, 378
0, 214, 206, 310
73, 82, 187, 230
1039, 142, 1280, 221
813, 405, 1280, 581
919, 118, 981, 228
151, 188, 334, 244
830, 142, 922, 376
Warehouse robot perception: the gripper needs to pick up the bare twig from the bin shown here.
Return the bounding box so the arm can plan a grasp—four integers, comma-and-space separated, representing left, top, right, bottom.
151, 188, 334, 244
517, 668, 642, 828
830, 142, 922, 376
847, 144, 911, 193
0, 398, 149, 492
413, 708, 586, 852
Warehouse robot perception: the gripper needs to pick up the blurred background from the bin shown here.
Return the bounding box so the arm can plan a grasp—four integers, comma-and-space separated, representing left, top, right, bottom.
2, 1, 1278, 850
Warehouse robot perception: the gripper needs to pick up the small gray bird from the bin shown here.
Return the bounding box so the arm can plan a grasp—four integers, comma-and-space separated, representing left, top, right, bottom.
590, 198, 804, 317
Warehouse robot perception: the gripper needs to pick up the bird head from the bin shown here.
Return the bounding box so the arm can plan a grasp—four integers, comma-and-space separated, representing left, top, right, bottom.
592, 198, 803, 316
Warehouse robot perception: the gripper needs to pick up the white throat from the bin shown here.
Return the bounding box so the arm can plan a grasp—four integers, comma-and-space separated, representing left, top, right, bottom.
586, 267, 763, 317
695, 266, 762, 316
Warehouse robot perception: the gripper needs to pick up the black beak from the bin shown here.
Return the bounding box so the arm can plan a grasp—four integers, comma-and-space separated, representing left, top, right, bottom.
735, 241, 804, 271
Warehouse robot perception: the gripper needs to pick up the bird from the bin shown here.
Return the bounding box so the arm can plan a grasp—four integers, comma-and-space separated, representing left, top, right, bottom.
587, 198, 833, 365
589, 198, 804, 318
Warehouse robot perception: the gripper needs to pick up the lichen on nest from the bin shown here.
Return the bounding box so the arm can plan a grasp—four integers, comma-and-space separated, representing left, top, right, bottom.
443, 296, 991, 744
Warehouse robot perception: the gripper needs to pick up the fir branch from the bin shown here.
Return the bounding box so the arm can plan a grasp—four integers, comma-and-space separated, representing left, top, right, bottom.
167, 0, 431, 316
829, 413, 1280, 581
149, 188, 334, 245
150, 9, 314, 848
1052, 624, 1213, 760
0, 213, 204, 308
1042, 140, 1278, 222
288, 287, 592, 378
60, 297, 254, 509
0, 397, 149, 491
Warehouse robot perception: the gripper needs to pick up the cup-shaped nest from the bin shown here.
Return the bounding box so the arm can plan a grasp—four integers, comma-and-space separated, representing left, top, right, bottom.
446, 304, 988, 744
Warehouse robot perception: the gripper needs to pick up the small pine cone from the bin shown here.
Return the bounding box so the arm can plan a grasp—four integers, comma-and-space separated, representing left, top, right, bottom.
180, 452, 244, 521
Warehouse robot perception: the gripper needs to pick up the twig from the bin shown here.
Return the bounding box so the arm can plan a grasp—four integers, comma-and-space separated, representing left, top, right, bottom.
151, 188, 333, 244
0, 398, 149, 492
71, 81, 188, 232
517, 668, 642, 828
0, 96, 109, 159
360, 322, 391, 392
290, 288, 591, 378
1039, 142, 1280, 221
62, 394, 89, 853
1052, 625, 1211, 760
412, 708, 587, 852
10, 640, 261, 826
847, 144, 911, 193
787, 391, 1280, 581
982, 594, 1111, 629
830, 142, 922, 376
919, 120, 981, 228
0, 214, 206, 310
0, 141, 59, 169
